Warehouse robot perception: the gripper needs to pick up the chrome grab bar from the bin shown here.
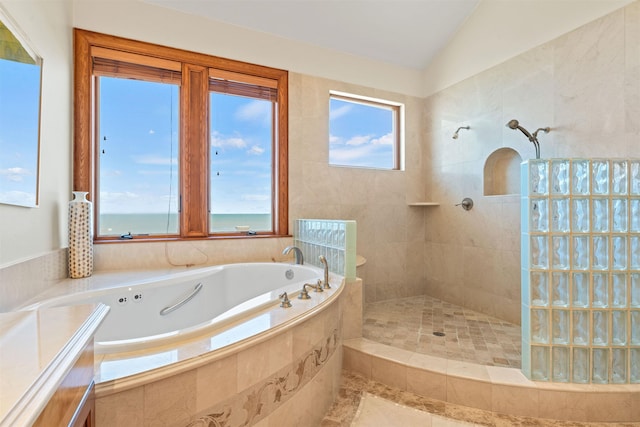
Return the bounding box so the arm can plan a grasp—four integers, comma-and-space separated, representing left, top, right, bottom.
159, 282, 203, 316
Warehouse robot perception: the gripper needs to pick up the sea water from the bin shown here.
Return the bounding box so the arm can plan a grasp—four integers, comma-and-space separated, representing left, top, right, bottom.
99, 213, 271, 236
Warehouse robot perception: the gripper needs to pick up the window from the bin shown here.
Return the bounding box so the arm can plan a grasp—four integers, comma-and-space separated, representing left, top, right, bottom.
74, 29, 288, 240
328, 91, 403, 170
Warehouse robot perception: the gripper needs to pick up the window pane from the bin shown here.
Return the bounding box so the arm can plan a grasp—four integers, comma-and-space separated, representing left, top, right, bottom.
329, 96, 397, 169
0, 59, 40, 206
97, 76, 179, 236
210, 92, 273, 233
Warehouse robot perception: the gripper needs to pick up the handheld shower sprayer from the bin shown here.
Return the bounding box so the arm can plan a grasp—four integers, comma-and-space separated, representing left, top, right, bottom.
452, 125, 470, 140
506, 119, 550, 159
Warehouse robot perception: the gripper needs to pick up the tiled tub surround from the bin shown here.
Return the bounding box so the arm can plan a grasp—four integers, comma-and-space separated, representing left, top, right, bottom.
522, 159, 640, 384
28, 267, 357, 426
95, 279, 349, 427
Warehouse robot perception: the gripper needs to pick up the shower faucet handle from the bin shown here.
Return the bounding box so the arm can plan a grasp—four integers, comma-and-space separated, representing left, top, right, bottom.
456, 198, 473, 211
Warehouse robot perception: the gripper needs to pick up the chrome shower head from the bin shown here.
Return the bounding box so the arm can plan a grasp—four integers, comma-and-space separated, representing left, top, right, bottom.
505, 119, 550, 159
505, 119, 534, 140
452, 125, 470, 140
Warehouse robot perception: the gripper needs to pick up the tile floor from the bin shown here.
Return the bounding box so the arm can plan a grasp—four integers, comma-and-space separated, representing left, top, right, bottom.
321, 370, 640, 426
363, 295, 522, 368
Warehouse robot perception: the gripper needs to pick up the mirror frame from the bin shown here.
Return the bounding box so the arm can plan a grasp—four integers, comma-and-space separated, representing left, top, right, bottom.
0, 5, 43, 208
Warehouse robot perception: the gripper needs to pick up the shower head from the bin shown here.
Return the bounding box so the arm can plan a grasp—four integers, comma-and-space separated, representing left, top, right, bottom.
452, 125, 470, 140
505, 119, 550, 159
505, 119, 534, 141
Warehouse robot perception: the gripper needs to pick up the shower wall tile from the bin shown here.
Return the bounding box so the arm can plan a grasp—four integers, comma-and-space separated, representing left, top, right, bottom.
554, 9, 626, 137
424, 1, 640, 327
625, 2, 640, 133
289, 74, 426, 303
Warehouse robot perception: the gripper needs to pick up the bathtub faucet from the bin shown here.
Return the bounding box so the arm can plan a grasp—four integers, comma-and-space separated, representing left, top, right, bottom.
282, 246, 304, 265
298, 280, 324, 299
319, 255, 330, 289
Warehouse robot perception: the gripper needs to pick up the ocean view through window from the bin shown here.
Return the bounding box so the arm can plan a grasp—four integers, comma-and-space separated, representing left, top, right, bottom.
74, 29, 289, 240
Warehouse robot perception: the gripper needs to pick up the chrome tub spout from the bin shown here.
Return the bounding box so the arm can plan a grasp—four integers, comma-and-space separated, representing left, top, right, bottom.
319, 255, 330, 289
282, 246, 304, 265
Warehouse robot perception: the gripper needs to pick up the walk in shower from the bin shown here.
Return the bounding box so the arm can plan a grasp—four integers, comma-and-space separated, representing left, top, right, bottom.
522, 159, 640, 383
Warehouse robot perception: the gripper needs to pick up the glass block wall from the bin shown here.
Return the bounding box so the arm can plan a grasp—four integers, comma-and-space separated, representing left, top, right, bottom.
521, 159, 640, 383
294, 219, 357, 280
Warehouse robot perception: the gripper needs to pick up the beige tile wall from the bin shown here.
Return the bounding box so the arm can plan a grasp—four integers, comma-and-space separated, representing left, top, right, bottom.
423, 2, 640, 324
288, 73, 427, 303
0, 249, 68, 312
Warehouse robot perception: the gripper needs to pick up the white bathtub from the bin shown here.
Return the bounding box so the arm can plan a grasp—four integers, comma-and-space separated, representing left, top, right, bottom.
23, 263, 325, 354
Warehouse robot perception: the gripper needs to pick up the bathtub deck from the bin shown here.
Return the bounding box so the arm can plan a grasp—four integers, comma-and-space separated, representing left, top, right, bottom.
363, 295, 521, 368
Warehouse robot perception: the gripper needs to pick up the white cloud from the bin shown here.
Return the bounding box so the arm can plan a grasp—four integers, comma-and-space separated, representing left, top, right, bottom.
329, 134, 343, 145
329, 144, 376, 162
247, 145, 265, 155
346, 135, 373, 146
149, 129, 155, 134
329, 104, 352, 120
236, 100, 271, 124
0, 167, 30, 182
372, 132, 394, 145
134, 155, 177, 165
211, 131, 248, 149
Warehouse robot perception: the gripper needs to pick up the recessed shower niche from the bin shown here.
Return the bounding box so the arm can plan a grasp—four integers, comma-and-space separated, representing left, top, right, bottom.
484, 148, 523, 196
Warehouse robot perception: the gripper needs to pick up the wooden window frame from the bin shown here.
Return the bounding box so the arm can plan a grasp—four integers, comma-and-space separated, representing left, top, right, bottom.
74, 29, 288, 241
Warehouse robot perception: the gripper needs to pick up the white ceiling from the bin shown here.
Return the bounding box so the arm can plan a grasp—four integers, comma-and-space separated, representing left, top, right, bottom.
143, 0, 480, 70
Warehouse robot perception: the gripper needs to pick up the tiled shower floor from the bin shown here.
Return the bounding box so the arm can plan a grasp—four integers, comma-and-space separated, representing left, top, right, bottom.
363, 295, 522, 368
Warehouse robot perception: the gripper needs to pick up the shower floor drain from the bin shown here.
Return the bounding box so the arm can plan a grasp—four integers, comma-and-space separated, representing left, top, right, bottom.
433, 332, 446, 337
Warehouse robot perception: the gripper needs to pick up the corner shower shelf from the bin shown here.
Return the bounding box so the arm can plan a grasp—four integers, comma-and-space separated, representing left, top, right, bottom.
407, 202, 440, 207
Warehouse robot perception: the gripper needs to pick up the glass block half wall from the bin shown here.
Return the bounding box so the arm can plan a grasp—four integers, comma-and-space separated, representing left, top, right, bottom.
522, 159, 640, 383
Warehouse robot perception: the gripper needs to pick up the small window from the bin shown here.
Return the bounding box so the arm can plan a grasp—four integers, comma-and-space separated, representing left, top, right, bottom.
329, 91, 403, 170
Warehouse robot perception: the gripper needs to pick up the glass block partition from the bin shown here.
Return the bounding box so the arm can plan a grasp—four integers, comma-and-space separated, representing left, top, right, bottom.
293, 219, 357, 280
522, 159, 640, 383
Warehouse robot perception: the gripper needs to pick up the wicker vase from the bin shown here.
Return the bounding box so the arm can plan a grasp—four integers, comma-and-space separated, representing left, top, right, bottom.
68, 191, 93, 278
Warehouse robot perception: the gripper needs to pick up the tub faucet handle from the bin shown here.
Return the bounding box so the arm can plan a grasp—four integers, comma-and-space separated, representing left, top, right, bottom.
298, 286, 311, 299
279, 292, 292, 308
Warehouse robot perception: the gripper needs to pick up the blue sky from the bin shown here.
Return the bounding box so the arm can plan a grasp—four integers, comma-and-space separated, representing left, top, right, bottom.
1, 67, 394, 215
329, 97, 395, 169
0, 59, 41, 207
99, 77, 273, 216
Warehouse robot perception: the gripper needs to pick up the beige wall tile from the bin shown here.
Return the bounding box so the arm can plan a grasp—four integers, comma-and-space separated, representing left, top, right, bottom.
491, 384, 539, 418
195, 354, 238, 412
371, 358, 407, 391
95, 387, 144, 427
143, 369, 197, 426
405, 365, 447, 401
445, 377, 492, 411
237, 330, 293, 390
343, 347, 372, 378
423, 4, 640, 323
